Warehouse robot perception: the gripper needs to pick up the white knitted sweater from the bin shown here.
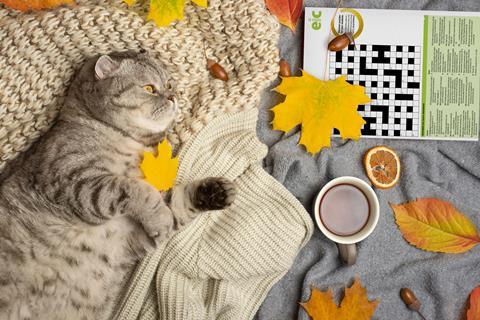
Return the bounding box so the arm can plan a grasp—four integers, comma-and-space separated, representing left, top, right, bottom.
113, 109, 313, 320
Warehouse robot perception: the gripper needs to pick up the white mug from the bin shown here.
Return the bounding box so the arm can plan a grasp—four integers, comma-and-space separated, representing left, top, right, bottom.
313, 176, 380, 265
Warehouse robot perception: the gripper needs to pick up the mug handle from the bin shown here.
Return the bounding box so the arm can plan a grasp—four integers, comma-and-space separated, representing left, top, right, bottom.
337, 243, 357, 266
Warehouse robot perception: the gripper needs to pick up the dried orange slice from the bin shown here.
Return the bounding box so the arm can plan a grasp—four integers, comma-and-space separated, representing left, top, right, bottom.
364, 146, 401, 189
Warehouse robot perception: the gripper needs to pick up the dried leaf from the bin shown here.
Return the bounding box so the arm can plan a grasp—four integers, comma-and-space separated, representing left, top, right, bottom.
300, 278, 379, 320
300, 288, 338, 319
339, 279, 379, 320
191, 0, 207, 6
140, 139, 179, 191
391, 198, 480, 253
125, 0, 207, 27
271, 72, 370, 154
0, 0, 73, 11
265, 0, 303, 31
468, 286, 480, 320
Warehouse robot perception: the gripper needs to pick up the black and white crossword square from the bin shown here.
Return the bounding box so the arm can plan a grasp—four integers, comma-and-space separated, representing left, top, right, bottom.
329, 44, 421, 138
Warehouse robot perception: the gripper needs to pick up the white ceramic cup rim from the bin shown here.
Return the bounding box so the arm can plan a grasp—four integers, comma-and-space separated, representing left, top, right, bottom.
313, 176, 380, 245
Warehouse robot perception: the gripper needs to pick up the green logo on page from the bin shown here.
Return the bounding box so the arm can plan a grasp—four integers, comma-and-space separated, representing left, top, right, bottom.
309, 10, 322, 30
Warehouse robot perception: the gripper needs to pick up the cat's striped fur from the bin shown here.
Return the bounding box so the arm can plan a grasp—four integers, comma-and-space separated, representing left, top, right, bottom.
0, 52, 236, 320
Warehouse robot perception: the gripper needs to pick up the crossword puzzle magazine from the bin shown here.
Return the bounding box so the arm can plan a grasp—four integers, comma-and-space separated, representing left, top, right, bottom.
304, 8, 480, 141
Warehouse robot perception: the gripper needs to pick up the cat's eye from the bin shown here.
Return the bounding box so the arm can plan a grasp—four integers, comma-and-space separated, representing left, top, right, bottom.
166, 82, 173, 91
143, 85, 157, 95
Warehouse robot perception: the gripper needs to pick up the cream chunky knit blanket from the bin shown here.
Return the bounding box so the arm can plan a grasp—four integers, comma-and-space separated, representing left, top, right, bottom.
0, 0, 314, 319
0, 0, 279, 169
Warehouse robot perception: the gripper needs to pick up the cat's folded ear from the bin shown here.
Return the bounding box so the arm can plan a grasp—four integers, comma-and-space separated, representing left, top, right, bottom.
95, 55, 119, 80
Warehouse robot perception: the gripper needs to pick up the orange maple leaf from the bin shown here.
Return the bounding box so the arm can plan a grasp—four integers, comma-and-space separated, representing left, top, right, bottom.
468, 286, 480, 320
300, 278, 379, 320
391, 198, 480, 254
265, 0, 303, 32
0, 0, 73, 11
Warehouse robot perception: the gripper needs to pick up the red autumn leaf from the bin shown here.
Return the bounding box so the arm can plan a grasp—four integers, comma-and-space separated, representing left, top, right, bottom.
0, 0, 73, 11
265, 0, 303, 32
467, 286, 480, 320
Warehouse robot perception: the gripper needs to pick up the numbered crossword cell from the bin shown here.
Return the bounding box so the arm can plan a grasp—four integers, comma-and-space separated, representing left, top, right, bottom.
329, 44, 421, 138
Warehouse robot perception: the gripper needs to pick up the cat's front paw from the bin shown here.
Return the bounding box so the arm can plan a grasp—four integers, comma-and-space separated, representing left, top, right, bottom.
193, 177, 237, 211
139, 206, 174, 243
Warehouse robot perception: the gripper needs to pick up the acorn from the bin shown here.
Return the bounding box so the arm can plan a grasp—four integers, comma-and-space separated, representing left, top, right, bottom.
400, 288, 427, 320
207, 59, 228, 81
279, 59, 291, 77
328, 32, 354, 51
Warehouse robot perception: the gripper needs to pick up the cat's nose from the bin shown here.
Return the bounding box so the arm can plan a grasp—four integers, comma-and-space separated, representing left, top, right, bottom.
167, 95, 175, 102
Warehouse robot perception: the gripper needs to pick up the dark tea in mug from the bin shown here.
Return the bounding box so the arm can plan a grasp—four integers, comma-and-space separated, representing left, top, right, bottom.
318, 184, 370, 236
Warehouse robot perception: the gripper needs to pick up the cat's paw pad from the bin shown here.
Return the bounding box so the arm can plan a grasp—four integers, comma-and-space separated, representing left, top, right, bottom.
193, 177, 237, 211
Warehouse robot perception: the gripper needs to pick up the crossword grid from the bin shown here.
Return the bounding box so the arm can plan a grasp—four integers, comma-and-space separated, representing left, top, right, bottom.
329, 44, 422, 138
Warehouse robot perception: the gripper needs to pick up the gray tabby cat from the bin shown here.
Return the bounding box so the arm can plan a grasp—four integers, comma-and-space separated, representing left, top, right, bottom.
0, 51, 236, 320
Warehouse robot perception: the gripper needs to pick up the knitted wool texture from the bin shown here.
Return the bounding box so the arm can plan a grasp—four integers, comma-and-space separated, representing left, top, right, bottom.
113, 109, 313, 320
0, 0, 279, 170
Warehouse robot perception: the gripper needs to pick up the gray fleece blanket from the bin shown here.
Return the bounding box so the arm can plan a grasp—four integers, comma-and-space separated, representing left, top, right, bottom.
255, 1, 480, 319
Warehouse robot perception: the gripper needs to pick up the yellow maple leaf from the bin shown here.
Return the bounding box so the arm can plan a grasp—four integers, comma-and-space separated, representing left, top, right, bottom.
301, 278, 379, 320
0, 0, 73, 11
271, 71, 371, 154
124, 0, 207, 27
391, 198, 480, 253
140, 139, 179, 191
